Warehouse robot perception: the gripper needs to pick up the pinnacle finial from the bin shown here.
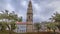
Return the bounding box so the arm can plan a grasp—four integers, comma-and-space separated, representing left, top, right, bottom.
29, 0, 31, 3
29, 0, 31, 1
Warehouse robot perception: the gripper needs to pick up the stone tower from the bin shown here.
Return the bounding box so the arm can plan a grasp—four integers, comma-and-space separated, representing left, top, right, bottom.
26, 0, 33, 23
26, 0, 33, 32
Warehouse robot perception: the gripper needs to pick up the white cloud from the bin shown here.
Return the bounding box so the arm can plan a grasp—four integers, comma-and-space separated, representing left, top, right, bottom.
5, 0, 11, 3
21, 1, 27, 7
47, 1, 60, 13
17, 10, 26, 22
33, 3, 41, 11
33, 0, 60, 22
4, 3, 14, 12
1, 0, 60, 22
33, 14, 44, 21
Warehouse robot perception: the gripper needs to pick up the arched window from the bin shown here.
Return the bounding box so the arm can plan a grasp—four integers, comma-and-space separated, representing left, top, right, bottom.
29, 16, 30, 19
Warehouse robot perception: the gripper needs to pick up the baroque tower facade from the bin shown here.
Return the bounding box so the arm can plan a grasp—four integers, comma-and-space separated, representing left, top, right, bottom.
26, 0, 33, 32
26, 0, 33, 23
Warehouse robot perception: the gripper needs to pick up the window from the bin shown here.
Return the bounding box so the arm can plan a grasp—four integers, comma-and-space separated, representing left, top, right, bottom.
17, 25, 26, 33
29, 16, 30, 19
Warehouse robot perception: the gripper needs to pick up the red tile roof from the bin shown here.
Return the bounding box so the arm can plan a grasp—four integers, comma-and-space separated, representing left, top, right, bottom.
16, 21, 33, 25
16, 21, 26, 25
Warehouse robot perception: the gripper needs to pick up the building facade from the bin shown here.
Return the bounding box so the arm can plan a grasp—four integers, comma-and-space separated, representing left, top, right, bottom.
26, 0, 33, 32
15, 0, 33, 33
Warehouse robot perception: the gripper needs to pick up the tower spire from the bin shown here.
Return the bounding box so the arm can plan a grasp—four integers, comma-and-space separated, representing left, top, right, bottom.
26, 0, 33, 32
26, 0, 33, 22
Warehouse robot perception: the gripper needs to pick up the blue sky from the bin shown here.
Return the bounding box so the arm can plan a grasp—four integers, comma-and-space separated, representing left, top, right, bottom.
0, 0, 60, 22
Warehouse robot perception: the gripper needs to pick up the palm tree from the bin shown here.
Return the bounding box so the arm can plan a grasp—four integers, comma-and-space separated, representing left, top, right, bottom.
0, 22, 7, 31
49, 12, 60, 32
0, 10, 18, 33
0, 22, 3, 31
0, 10, 22, 34
0, 22, 2, 30
50, 12, 60, 22
46, 23, 57, 34
18, 17, 22, 22
55, 23, 60, 31
46, 25, 51, 31
10, 22, 16, 31
34, 23, 41, 32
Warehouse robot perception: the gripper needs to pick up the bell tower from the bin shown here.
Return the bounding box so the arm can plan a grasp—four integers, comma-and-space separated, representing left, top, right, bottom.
26, 0, 33, 23
26, 0, 33, 32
